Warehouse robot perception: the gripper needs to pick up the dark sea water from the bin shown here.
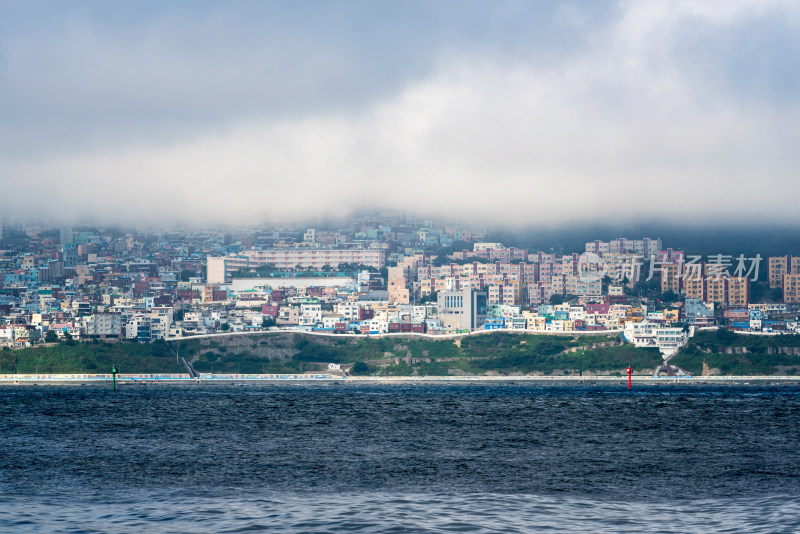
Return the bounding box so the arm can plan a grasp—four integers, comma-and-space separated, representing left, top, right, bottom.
2, 383, 800, 533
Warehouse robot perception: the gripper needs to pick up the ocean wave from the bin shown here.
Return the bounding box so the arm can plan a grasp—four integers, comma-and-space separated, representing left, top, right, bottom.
3, 492, 800, 533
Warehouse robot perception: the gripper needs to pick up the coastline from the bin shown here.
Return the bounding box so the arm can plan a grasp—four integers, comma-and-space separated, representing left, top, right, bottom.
2, 373, 800, 385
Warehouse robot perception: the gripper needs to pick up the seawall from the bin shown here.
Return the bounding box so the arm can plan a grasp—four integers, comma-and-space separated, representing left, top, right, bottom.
3, 374, 800, 384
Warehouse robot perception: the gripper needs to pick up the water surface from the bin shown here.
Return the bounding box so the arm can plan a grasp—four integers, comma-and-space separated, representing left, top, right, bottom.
2, 384, 799, 532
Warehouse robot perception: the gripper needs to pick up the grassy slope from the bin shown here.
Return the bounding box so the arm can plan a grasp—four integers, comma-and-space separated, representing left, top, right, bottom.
690, 329, 800, 350
379, 343, 660, 376
0, 340, 184, 374
8, 329, 798, 376
670, 329, 800, 376
670, 349, 800, 376
2, 332, 648, 375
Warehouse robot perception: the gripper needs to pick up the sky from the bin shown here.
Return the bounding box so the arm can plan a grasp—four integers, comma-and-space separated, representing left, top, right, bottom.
1, 0, 799, 226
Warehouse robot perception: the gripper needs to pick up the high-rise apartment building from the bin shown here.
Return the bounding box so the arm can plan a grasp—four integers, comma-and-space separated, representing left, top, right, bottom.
784, 273, 800, 304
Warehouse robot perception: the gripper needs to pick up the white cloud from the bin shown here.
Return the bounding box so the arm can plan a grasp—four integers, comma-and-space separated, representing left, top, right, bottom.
3, 0, 799, 225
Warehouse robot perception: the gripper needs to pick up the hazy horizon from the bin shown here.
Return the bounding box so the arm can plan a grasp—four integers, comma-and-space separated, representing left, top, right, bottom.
4, 214, 800, 258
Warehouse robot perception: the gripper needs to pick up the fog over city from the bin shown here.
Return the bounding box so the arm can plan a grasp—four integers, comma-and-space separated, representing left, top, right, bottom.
1, 0, 799, 225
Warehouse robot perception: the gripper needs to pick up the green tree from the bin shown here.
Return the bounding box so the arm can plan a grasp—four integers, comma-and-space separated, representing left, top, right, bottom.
770, 287, 784, 302
451, 240, 472, 252
351, 361, 369, 375
44, 330, 58, 343
419, 291, 438, 304
431, 254, 451, 267
63, 331, 76, 346
661, 291, 680, 304
261, 316, 275, 328
256, 263, 277, 277
750, 281, 768, 302
220, 323, 230, 332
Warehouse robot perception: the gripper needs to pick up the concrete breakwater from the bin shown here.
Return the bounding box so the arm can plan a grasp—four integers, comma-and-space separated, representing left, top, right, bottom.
2, 374, 800, 384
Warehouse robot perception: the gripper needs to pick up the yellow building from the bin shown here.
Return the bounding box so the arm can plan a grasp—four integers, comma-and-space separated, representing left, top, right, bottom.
626, 306, 645, 322
664, 309, 680, 324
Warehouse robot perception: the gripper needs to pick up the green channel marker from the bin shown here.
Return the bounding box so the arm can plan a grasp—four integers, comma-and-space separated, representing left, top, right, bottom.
111, 365, 117, 391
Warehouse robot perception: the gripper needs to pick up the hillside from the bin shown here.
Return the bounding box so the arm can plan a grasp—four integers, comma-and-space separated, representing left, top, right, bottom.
670, 329, 800, 376
0, 340, 184, 374
5, 329, 799, 377
0, 332, 656, 376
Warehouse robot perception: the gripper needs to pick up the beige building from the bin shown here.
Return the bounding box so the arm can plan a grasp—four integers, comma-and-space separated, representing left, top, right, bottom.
706, 277, 726, 307
769, 256, 791, 288
784, 273, 800, 304
683, 263, 705, 301
768, 256, 800, 289
701, 276, 749, 308
727, 277, 750, 308
387, 266, 410, 305
207, 256, 228, 284
488, 282, 519, 306
660, 261, 682, 294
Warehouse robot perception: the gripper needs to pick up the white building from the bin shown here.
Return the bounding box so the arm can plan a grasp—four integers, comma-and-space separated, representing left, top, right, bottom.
436, 287, 488, 331
207, 248, 385, 283
623, 321, 689, 358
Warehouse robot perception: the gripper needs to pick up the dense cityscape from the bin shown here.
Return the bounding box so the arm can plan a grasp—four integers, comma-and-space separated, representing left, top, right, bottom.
1, 214, 798, 354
